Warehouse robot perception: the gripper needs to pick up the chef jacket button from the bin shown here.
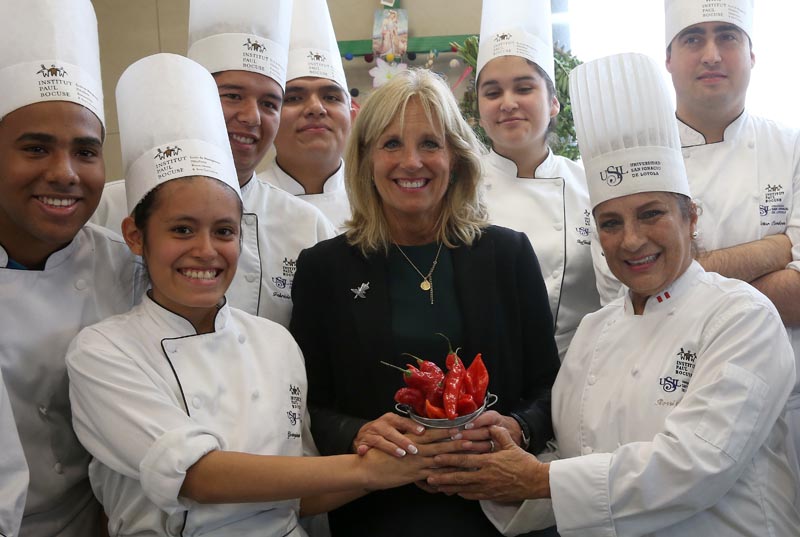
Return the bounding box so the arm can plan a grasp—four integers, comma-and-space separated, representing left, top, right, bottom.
748, 141, 755, 149
631, 366, 639, 377
682, 151, 690, 159
244, 215, 256, 226
192, 396, 202, 409
54, 462, 64, 474
582, 446, 593, 455
551, 269, 560, 279
587, 374, 597, 385
245, 273, 257, 283
252, 390, 260, 400
75, 279, 87, 290
38, 405, 48, 417
238, 334, 246, 344
164, 343, 176, 353
554, 222, 563, 231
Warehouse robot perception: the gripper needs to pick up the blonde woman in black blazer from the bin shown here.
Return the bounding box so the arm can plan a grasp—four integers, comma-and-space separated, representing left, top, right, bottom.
290, 69, 559, 537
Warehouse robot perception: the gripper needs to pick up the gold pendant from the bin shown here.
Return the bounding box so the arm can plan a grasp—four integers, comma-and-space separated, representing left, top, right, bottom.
420, 279, 431, 291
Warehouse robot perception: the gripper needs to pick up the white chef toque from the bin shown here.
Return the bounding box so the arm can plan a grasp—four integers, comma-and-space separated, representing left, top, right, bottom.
665, 0, 754, 47
476, 0, 555, 84
117, 53, 241, 214
187, 0, 293, 89
569, 52, 690, 209
286, 0, 347, 92
0, 0, 104, 125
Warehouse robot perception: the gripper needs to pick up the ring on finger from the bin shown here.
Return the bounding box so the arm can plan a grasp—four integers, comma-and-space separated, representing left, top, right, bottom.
489, 439, 495, 452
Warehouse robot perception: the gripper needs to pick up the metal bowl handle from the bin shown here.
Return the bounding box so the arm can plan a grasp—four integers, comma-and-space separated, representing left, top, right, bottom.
484, 392, 498, 409
394, 403, 411, 416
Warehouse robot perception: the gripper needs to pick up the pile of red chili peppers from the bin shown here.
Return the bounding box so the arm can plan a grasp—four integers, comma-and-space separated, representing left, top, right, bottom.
386, 334, 489, 420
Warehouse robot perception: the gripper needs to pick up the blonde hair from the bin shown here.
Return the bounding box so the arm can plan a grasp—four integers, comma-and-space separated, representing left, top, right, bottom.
344, 68, 488, 255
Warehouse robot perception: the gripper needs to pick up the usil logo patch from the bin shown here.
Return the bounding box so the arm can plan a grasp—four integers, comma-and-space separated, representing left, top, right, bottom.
600, 165, 627, 186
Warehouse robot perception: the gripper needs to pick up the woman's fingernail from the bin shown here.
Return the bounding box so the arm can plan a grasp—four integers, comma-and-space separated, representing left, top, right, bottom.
451, 432, 463, 440
408, 445, 419, 455
464, 423, 475, 430
416, 426, 425, 433
396, 448, 407, 457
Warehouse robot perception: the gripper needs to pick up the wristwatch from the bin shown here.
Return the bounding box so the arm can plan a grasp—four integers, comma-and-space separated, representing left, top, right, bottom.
510, 412, 531, 451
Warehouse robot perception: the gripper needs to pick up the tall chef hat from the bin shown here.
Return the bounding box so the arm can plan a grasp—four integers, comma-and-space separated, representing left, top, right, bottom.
286, 0, 347, 92
570, 52, 690, 209
665, 0, 754, 47
476, 0, 555, 84
188, 0, 293, 89
117, 54, 240, 214
0, 0, 104, 125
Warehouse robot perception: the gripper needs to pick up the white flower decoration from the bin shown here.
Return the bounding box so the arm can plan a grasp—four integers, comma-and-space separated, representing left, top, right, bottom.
369, 58, 408, 88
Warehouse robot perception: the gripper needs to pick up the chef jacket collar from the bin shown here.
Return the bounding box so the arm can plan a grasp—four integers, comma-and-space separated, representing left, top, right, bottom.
143, 289, 231, 336
677, 109, 749, 147
487, 147, 560, 179
272, 158, 344, 195
0, 232, 80, 271
623, 260, 702, 315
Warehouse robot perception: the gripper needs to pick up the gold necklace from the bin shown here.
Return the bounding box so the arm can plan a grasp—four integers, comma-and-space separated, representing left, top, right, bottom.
395, 242, 443, 305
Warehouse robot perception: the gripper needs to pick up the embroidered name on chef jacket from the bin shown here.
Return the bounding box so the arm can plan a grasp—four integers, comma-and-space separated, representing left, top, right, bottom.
575, 209, 592, 246
760, 183, 788, 227
659, 347, 697, 394
271, 257, 298, 298
286, 383, 303, 439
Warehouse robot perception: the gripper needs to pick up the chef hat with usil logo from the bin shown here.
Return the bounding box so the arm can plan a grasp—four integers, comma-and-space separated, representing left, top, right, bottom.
188, 0, 293, 89
117, 54, 241, 215
286, 0, 347, 92
665, 0, 754, 47
0, 0, 104, 126
476, 0, 555, 84
569, 52, 691, 209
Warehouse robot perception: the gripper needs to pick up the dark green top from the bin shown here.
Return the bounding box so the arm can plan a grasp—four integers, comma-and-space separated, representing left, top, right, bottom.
387, 243, 463, 366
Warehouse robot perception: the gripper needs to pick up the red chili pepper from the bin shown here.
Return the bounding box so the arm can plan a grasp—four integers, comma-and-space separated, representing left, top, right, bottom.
466, 353, 489, 405
456, 393, 478, 415
403, 352, 444, 379
436, 333, 461, 371
442, 355, 465, 419
380, 361, 440, 396
394, 387, 426, 416
425, 399, 448, 419
462, 368, 475, 397
426, 382, 444, 407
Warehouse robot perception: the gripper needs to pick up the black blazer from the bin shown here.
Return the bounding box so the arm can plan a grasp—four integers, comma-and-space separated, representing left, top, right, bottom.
290, 226, 560, 537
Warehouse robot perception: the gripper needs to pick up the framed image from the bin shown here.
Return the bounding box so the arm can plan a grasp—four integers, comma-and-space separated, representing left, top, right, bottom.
372, 8, 408, 57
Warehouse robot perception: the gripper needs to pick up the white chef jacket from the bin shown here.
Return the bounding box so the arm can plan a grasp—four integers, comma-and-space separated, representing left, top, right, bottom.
0, 368, 27, 537
260, 158, 351, 232
66, 293, 313, 536
0, 225, 142, 537
592, 111, 800, 498
230, 174, 336, 327
91, 175, 336, 327
484, 149, 600, 360
486, 262, 799, 536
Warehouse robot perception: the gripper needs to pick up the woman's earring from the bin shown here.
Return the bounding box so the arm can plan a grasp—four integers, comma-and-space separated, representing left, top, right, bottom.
691, 230, 699, 239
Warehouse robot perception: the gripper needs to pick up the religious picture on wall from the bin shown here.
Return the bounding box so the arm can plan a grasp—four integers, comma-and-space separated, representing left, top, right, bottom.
372, 8, 407, 57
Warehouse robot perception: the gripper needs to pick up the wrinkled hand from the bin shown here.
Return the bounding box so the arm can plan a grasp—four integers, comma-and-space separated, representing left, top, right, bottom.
426, 426, 550, 502
454, 410, 523, 450
354, 413, 438, 457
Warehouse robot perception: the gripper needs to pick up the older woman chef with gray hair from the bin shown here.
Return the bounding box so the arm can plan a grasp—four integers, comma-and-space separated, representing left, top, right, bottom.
429, 52, 800, 536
